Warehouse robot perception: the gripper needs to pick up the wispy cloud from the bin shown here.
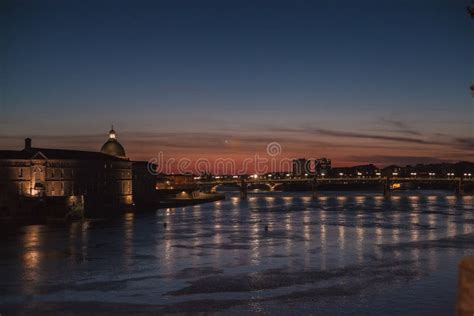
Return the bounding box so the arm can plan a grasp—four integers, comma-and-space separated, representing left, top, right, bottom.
310, 128, 433, 144
350, 155, 452, 165
452, 137, 474, 151
378, 117, 421, 134
266, 126, 439, 145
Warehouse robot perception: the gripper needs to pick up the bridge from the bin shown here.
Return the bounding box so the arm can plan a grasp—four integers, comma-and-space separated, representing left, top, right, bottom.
196, 177, 473, 198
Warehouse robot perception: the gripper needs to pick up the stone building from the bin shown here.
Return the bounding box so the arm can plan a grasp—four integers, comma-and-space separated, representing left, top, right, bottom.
0, 128, 132, 218
132, 161, 159, 207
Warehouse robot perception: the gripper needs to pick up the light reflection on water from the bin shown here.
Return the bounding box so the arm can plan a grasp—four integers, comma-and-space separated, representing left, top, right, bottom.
21, 225, 42, 295
0, 191, 473, 315
123, 212, 134, 269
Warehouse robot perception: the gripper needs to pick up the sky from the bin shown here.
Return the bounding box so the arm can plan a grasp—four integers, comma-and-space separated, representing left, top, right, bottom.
1, 0, 473, 171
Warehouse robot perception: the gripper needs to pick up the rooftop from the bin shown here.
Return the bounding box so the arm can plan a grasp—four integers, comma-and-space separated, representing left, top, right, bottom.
0, 147, 125, 161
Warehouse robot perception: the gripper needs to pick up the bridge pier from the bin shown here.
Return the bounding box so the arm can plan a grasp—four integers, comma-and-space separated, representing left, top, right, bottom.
456, 178, 465, 197
383, 177, 391, 198
312, 179, 318, 198
240, 179, 248, 199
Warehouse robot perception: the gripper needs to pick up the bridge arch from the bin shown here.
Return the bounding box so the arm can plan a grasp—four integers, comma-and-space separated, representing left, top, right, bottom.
264, 183, 283, 191
210, 183, 242, 192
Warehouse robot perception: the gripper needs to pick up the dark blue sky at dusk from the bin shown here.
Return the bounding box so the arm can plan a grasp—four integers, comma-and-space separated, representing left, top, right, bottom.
1, 0, 473, 168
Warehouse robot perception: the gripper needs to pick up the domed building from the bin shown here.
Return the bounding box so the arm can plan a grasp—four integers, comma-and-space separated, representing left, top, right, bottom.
0, 131, 133, 219
100, 126, 127, 159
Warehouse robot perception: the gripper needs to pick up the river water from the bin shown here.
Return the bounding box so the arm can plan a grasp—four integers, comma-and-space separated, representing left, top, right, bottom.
1, 191, 473, 315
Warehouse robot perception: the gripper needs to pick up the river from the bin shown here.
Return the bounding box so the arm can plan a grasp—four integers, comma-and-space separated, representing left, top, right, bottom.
1, 191, 473, 315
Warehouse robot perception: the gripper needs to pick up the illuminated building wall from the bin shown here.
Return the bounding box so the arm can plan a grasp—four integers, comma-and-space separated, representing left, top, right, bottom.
0, 138, 133, 217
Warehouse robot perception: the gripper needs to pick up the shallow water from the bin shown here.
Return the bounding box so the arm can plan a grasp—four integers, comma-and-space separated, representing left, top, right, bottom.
1, 191, 473, 315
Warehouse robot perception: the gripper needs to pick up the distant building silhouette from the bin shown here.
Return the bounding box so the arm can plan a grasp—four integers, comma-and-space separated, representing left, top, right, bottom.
315, 158, 331, 176
330, 164, 379, 177
292, 158, 311, 177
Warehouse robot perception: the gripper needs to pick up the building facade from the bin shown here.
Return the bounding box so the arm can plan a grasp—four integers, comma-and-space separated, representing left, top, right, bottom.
132, 161, 159, 207
315, 158, 331, 176
0, 129, 132, 218
292, 158, 311, 177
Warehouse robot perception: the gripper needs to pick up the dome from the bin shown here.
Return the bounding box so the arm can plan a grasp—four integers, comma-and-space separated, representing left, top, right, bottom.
101, 140, 126, 158
100, 127, 127, 158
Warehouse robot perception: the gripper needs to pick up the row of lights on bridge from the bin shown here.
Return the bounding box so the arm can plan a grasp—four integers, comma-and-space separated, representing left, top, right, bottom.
195, 172, 472, 180
447, 173, 472, 177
